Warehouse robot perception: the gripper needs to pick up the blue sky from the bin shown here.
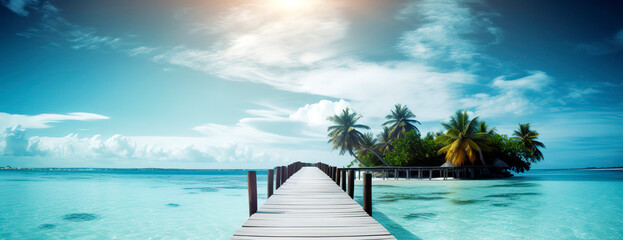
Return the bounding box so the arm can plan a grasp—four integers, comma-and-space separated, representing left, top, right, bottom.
1, 0, 622, 169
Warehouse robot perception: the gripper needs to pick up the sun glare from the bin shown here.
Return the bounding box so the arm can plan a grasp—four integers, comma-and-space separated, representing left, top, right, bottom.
272, 0, 307, 10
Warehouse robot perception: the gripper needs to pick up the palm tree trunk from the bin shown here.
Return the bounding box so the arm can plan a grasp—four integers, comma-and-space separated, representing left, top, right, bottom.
478, 150, 490, 175
349, 149, 368, 167
363, 146, 390, 166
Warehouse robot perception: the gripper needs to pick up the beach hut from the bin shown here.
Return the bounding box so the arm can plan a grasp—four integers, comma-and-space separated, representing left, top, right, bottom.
440, 161, 455, 167
490, 159, 509, 168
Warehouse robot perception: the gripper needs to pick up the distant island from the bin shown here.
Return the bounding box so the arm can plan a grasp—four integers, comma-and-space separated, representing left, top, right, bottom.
327, 104, 546, 175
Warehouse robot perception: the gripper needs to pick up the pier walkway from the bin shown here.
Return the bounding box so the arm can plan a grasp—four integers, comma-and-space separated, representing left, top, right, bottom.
232, 166, 395, 239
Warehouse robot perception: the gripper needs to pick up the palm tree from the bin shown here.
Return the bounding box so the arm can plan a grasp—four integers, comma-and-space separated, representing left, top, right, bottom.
327, 108, 389, 167
357, 132, 390, 166
437, 110, 490, 173
477, 121, 497, 135
512, 123, 545, 161
376, 127, 393, 154
383, 104, 421, 139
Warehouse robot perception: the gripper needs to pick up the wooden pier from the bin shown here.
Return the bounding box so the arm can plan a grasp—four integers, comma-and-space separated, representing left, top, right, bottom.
233, 165, 395, 239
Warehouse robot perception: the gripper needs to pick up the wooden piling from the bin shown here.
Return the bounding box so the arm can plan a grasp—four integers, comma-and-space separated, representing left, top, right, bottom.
267, 169, 274, 198
276, 167, 282, 189
348, 170, 355, 198
247, 171, 257, 216
341, 170, 346, 191
282, 166, 287, 184
363, 173, 372, 216
336, 168, 341, 185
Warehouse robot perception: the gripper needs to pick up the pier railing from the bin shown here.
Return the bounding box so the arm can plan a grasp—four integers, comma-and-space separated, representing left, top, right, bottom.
340, 166, 499, 180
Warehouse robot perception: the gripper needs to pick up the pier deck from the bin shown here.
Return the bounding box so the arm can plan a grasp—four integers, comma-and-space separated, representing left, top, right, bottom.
232, 166, 395, 239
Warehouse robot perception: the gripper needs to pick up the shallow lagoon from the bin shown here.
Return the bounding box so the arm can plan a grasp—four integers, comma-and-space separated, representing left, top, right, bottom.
1, 169, 622, 239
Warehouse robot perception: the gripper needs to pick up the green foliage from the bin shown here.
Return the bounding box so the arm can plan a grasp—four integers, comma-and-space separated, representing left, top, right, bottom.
327, 108, 370, 166
437, 110, 491, 166
384, 130, 444, 166
383, 104, 421, 139
512, 123, 545, 161
359, 152, 384, 167
487, 134, 534, 173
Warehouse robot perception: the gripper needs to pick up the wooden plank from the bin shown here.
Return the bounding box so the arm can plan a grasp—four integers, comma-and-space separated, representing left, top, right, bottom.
233, 167, 396, 239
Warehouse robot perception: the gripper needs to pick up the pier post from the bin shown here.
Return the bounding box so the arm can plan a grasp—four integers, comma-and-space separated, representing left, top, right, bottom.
363, 173, 372, 216
341, 170, 347, 191
247, 171, 257, 216
267, 169, 274, 198
336, 168, 341, 185
348, 170, 355, 198
429, 169, 432, 180
276, 167, 282, 189
281, 166, 287, 185
395, 169, 398, 180
333, 167, 337, 182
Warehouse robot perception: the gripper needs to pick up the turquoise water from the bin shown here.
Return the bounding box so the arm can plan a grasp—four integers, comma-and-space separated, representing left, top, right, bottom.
0, 170, 268, 239
1, 169, 622, 239
361, 169, 623, 240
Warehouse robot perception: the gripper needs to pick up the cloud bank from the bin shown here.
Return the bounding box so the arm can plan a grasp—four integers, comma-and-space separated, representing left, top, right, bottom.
0, 112, 109, 129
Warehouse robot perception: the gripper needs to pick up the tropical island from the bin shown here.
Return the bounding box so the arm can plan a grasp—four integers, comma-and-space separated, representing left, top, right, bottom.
327, 104, 545, 177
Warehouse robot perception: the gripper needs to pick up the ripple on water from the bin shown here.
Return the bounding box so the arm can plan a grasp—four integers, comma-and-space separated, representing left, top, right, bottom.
485, 192, 540, 199
404, 213, 437, 220
38, 224, 56, 229
166, 203, 180, 207
430, 192, 454, 195
62, 213, 98, 222
217, 186, 247, 190
491, 203, 512, 207
377, 194, 445, 203
183, 187, 218, 192
487, 182, 539, 188
450, 199, 485, 205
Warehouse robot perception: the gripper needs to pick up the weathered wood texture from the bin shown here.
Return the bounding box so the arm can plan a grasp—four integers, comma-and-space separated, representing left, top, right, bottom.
233, 167, 395, 239
247, 171, 257, 216
267, 169, 274, 198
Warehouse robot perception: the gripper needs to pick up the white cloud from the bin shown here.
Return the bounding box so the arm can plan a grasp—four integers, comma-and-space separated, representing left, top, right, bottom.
567, 87, 600, 99
289, 62, 474, 121
492, 71, 552, 91
0, 112, 109, 129
2, 0, 37, 16
127, 46, 155, 56
0, 125, 34, 156
0, 127, 281, 163
192, 122, 308, 145
154, 1, 495, 123
199, 0, 347, 68
462, 71, 553, 117
289, 99, 350, 127
397, 0, 499, 66
68, 29, 122, 50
